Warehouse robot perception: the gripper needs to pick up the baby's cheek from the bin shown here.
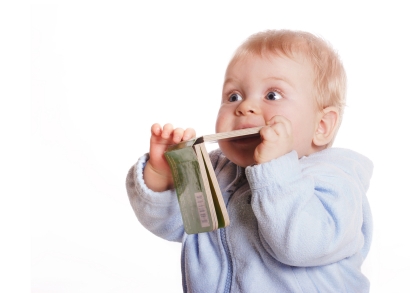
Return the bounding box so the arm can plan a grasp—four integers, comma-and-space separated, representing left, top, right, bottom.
215, 106, 234, 132
217, 140, 230, 154
215, 118, 227, 133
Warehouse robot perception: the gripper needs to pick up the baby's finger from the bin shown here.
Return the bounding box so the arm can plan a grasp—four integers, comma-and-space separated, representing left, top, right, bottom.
151, 123, 162, 136
172, 128, 185, 143
260, 125, 278, 141
272, 122, 290, 138
182, 128, 196, 141
267, 115, 292, 136
162, 123, 174, 139
266, 115, 287, 125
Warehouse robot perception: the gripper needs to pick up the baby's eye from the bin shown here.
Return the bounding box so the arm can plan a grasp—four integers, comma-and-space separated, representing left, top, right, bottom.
228, 93, 243, 102
265, 91, 283, 101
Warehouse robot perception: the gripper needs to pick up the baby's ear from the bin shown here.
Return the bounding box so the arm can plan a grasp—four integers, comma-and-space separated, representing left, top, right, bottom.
313, 106, 339, 147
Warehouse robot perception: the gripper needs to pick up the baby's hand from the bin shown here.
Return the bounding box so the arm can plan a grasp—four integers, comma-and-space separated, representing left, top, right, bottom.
254, 116, 293, 164
144, 123, 196, 192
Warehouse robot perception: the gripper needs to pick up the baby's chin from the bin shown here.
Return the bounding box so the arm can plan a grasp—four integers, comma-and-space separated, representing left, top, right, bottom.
231, 157, 257, 168
218, 139, 259, 167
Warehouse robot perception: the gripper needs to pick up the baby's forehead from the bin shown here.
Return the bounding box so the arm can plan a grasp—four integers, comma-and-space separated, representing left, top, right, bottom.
231, 50, 314, 68
223, 53, 317, 95
226, 51, 314, 74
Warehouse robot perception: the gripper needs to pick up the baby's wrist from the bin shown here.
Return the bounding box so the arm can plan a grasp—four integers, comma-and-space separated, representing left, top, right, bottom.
144, 161, 173, 192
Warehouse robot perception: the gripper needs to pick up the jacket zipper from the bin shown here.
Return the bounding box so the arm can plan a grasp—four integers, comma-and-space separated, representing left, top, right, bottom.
221, 227, 233, 293
221, 166, 245, 293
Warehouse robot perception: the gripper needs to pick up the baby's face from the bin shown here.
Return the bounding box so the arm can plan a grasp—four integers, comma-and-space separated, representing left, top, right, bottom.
216, 53, 321, 167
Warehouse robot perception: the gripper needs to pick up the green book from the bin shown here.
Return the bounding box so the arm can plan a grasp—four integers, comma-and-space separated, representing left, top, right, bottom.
164, 127, 262, 234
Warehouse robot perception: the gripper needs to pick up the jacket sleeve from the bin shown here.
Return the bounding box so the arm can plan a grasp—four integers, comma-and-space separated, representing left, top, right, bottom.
245, 149, 373, 267
126, 154, 185, 242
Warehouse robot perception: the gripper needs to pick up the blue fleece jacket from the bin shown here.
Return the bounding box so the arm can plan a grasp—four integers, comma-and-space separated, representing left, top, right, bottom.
126, 148, 373, 293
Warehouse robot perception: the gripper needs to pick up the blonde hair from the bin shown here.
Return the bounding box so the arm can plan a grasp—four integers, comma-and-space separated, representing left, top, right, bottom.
229, 29, 347, 121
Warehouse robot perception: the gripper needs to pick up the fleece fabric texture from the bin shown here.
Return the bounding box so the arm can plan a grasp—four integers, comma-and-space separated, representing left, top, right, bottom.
126, 148, 373, 293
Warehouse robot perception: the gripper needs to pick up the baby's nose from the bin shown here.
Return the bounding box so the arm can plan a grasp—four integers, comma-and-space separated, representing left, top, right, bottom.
235, 100, 260, 116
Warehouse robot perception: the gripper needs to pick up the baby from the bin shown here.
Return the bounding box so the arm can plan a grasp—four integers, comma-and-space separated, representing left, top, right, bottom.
127, 29, 373, 292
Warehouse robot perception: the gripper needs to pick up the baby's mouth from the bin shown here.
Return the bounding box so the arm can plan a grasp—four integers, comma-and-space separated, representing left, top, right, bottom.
225, 124, 263, 145
230, 134, 261, 145
234, 124, 261, 131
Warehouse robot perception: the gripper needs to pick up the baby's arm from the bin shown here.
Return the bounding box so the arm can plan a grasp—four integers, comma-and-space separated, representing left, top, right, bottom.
246, 149, 373, 267
144, 123, 196, 191
126, 153, 184, 242
126, 123, 196, 241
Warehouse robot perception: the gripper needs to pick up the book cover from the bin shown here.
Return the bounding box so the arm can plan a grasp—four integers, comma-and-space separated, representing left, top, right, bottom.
164, 127, 261, 234
164, 146, 217, 234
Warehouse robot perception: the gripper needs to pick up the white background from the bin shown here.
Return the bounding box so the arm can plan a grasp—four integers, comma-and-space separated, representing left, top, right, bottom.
18, 0, 410, 292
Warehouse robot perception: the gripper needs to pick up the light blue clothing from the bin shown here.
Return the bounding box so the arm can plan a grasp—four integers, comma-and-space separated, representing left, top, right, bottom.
126, 148, 373, 293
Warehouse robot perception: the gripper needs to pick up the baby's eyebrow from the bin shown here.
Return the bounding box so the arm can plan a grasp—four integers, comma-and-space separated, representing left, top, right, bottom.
262, 76, 294, 88
222, 77, 239, 88
223, 76, 294, 89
